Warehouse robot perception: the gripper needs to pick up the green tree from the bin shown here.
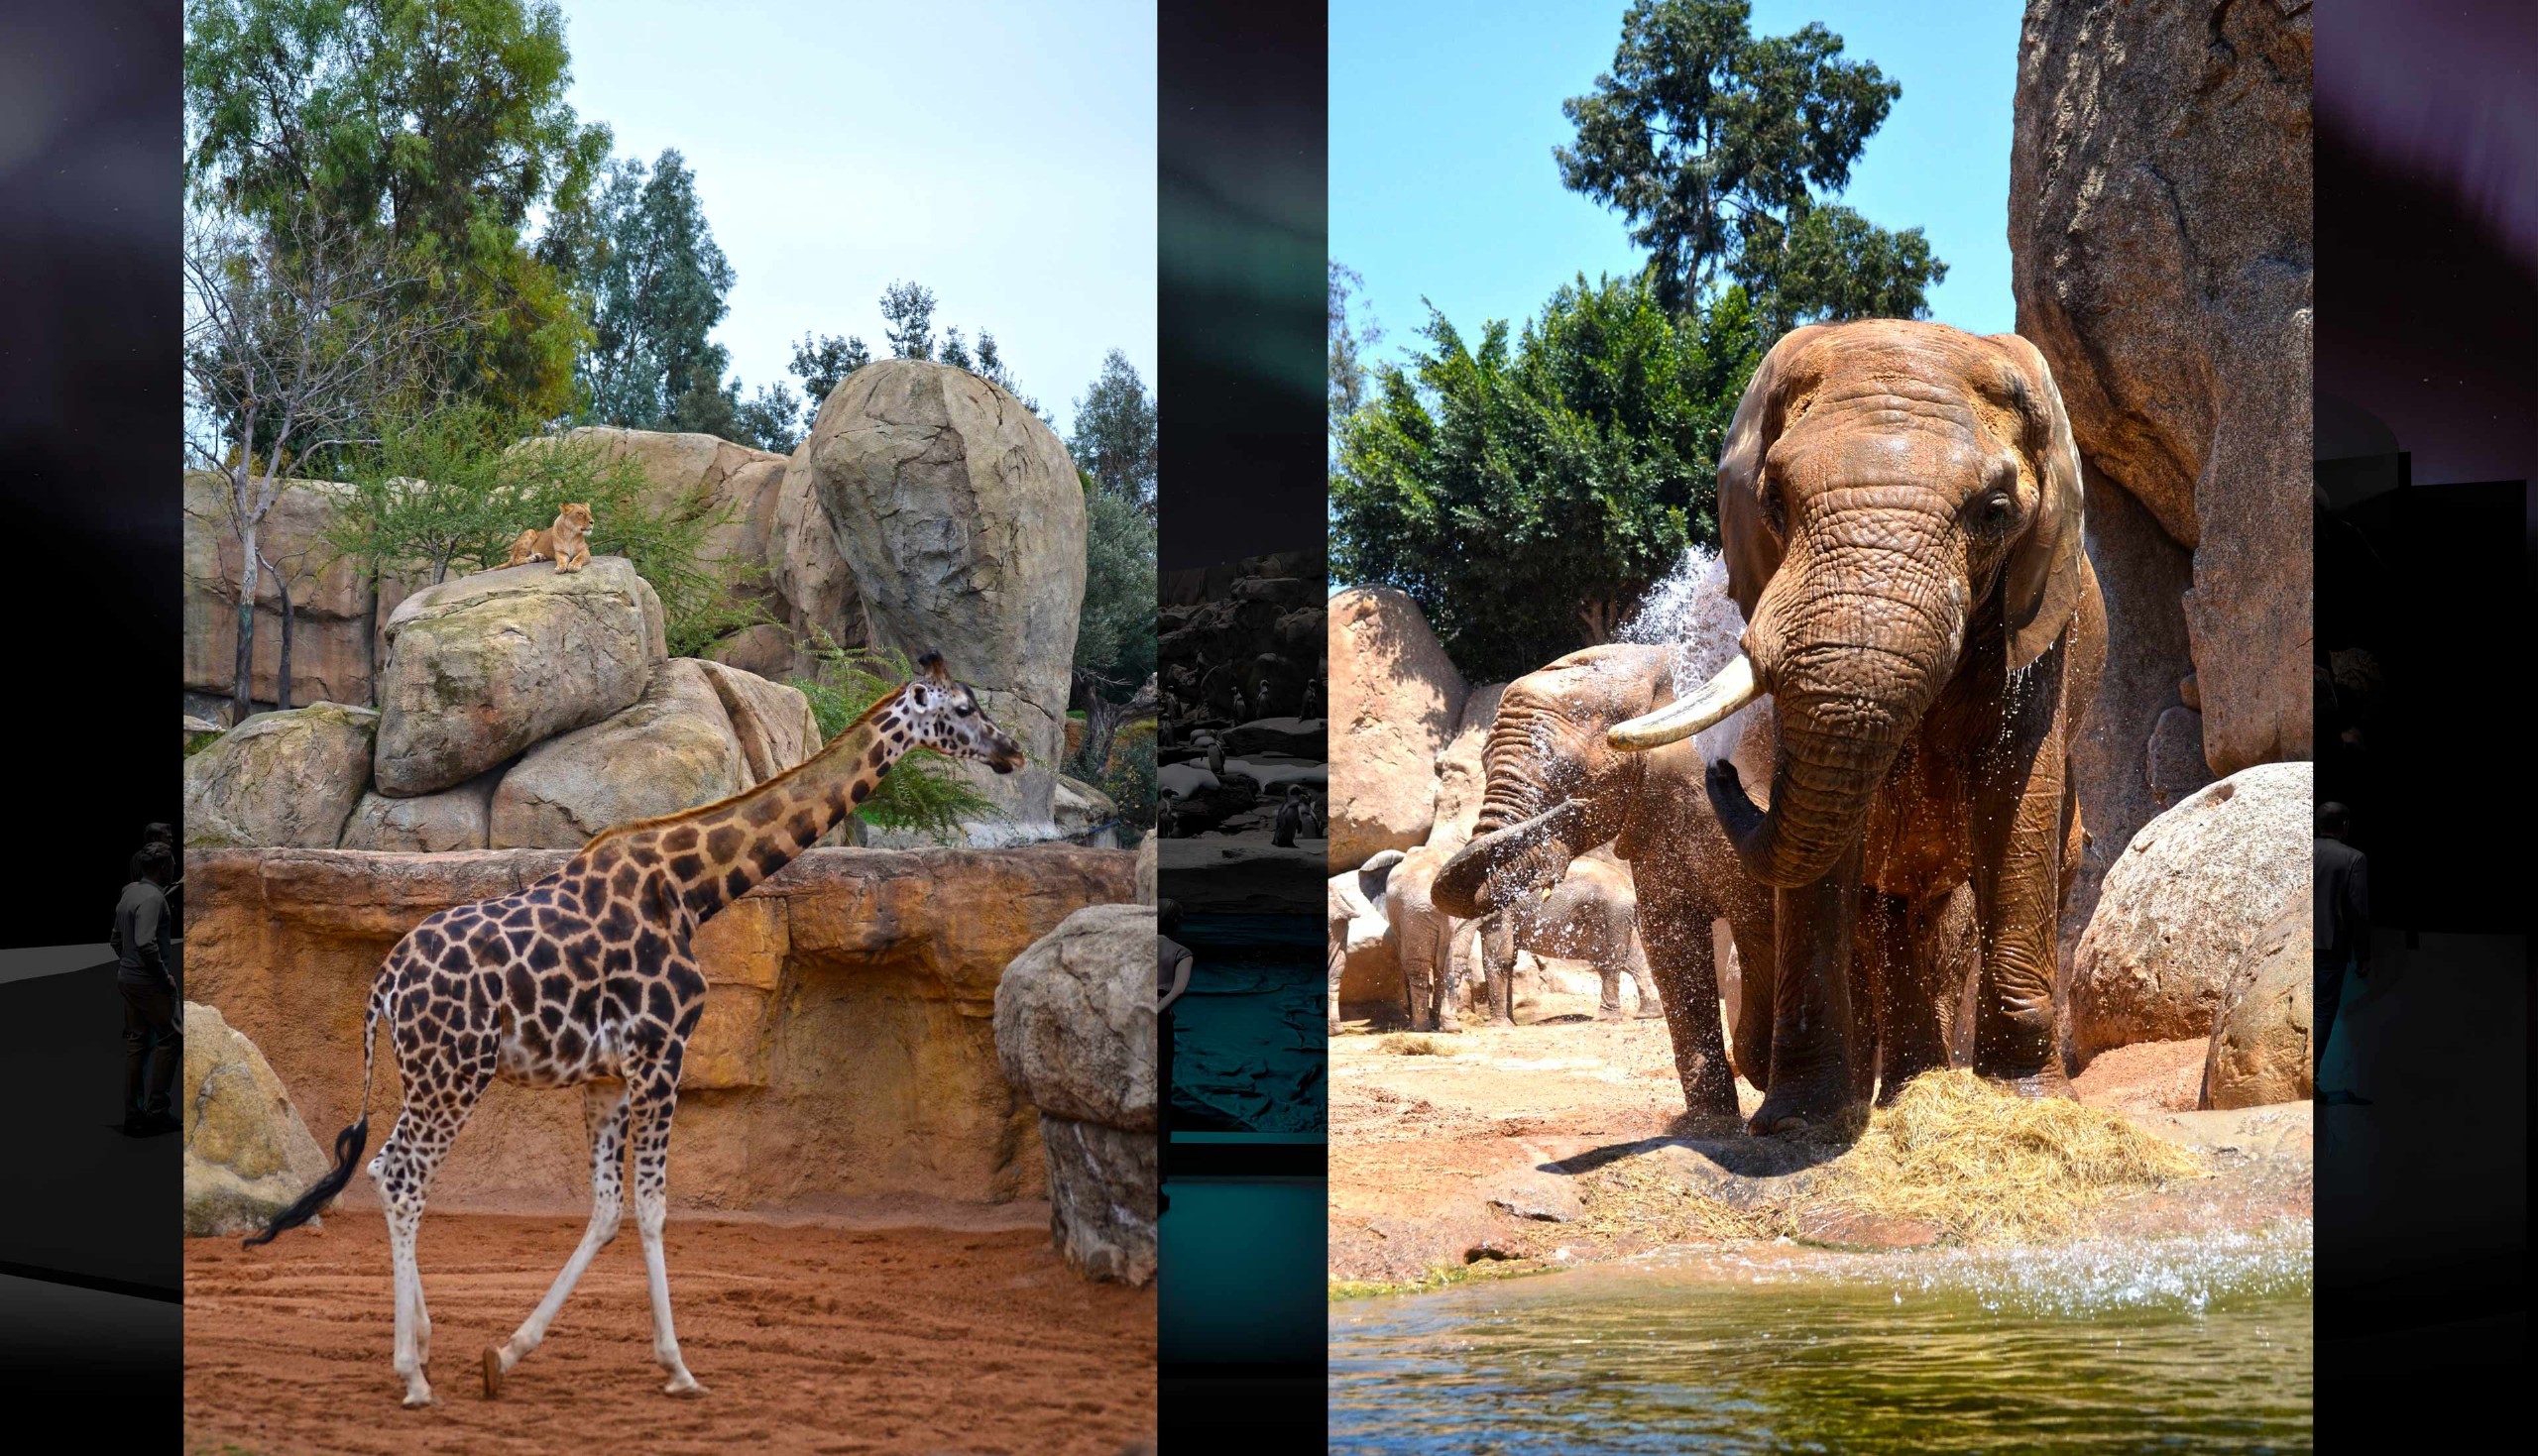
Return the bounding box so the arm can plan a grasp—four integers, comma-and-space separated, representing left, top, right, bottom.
184, 0, 613, 425
1070, 349, 1158, 513
576, 149, 737, 430
1075, 471, 1160, 690
879, 280, 936, 360
790, 331, 871, 412
1330, 273, 1763, 681
1554, 0, 1944, 328
789, 636, 999, 844
1328, 260, 1385, 436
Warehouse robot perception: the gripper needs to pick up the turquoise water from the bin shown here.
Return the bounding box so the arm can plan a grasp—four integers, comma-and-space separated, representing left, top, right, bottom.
1330, 1230, 2312, 1453
1171, 913, 1325, 1134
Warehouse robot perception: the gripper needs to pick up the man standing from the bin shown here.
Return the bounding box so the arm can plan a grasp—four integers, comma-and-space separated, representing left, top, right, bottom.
2315, 802, 2372, 1106
115, 842, 182, 1136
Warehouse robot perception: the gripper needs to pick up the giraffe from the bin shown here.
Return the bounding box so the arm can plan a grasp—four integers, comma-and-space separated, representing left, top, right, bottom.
244, 651, 1025, 1407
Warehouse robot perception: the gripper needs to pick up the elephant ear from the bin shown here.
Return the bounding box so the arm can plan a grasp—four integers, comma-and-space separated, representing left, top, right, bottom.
1988, 333, 2088, 671
1716, 324, 1833, 622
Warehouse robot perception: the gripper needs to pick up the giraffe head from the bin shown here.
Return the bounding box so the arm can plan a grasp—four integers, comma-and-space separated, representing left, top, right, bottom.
901, 651, 1026, 774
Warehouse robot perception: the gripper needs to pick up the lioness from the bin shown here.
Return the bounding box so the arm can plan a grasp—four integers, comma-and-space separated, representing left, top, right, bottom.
504, 503, 593, 573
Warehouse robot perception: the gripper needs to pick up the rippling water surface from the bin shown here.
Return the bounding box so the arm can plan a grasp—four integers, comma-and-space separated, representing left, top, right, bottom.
1330, 1230, 2311, 1454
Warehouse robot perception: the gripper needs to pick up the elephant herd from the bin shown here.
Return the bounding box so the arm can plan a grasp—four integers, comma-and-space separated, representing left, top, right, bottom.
1335, 320, 2106, 1137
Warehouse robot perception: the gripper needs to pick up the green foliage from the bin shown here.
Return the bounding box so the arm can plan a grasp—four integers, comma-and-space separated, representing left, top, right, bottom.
879, 280, 936, 361
1331, 274, 1764, 681
1070, 349, 1158, 512
323, 406, 767, 657
1328, 260, 1384, 438
575, 149, 737, 431
1095, 728, 1157, 833
1076, 471, 1159, 686
788, 637, 1000, 844
1555, 0, 1944, 326
183, 0, 612, 424
789, 332, 870, 414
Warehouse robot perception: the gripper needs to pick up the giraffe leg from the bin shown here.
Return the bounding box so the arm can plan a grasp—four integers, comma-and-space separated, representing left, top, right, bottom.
485, 1081, 631, 1397
630, 1075, 704, 1396
370, 1103, 467, 1407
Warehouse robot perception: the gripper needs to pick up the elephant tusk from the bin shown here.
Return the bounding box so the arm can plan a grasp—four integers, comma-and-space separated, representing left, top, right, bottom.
1606, 653, 1760, 751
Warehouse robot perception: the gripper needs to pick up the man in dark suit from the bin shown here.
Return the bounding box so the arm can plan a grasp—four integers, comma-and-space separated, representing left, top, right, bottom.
2315, 802, 2372, 1106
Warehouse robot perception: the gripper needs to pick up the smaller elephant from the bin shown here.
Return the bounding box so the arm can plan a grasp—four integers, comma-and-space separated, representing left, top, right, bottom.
1327, 850, 1405, 1033
1465, 856, 1664, 1026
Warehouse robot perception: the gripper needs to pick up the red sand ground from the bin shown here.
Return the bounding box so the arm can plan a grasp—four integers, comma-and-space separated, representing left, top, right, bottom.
184, 1212, 1154, 1456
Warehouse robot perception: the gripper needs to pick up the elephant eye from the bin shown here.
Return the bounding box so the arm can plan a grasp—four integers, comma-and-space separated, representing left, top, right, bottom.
1757, 477, 1788, 535
1969, 492, 2019, 533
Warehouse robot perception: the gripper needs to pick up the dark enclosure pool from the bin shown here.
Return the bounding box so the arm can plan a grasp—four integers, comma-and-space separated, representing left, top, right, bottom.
1168, 912, 1326, 1136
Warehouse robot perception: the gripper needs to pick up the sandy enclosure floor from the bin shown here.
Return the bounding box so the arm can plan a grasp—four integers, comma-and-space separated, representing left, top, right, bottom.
185, 1212, 1155, 1456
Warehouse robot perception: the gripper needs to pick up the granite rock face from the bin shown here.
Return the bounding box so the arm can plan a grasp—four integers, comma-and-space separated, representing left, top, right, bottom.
2011, 0, 2314, 778
182, 472, 379, 709
181, 703, 379, 849
1327, 586, 1468, 869
372, 557, 665, 796
2066, 763, 2311, 1072
797, 360, 1085, 838
2201, 903, 2313, 1111
487, 658, 748, 849
993, 904, 1158, 1285
182, 1000, 334, 1237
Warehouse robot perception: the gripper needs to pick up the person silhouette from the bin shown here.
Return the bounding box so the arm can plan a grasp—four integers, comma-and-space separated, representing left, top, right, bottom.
114, 842, 182, 1136
2315, 801, 2372, 1105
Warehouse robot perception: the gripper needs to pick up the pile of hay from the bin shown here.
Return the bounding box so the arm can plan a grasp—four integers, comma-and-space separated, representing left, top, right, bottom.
1377, 1035, 1459, 1057
1584, 1070, 2209, 1248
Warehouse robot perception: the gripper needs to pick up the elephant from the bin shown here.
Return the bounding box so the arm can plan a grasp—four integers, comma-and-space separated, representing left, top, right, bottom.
1466, 855, 1666, 1027
1598, 320, 2105, 1133
1432, 642, 1990, 1121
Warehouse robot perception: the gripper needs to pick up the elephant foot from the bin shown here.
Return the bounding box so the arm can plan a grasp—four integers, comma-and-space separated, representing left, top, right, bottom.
1488, 1014, 1517, 1030
1596, 1005, 1630, 1023
1749, 1067, 1864, 1138
1635, 1005, 1667, 1021
1436, 1016, 1463, 1034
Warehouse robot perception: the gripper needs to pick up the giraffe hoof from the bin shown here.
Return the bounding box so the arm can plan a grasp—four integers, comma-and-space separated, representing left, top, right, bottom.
402, 1387, 434, 1409
482, 1347, 505, 1399
663, 1375, 707, 1398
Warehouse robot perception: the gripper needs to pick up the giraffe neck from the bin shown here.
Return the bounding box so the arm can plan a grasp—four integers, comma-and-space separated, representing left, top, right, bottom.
599, 690, 920, 929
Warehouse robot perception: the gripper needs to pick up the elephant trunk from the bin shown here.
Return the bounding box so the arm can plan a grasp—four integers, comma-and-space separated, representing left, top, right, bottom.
1714, 548, 1966, 890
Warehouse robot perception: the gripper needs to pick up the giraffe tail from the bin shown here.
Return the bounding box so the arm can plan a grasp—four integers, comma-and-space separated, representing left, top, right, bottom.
242, 980, 384, 1248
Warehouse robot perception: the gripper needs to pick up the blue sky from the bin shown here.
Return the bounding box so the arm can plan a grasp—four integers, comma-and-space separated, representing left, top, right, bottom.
1329, 0, 2022, 366
554, 0, 1156, 437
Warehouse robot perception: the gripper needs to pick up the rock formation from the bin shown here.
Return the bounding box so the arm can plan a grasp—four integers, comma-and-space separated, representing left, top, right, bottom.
182, 703, 379, 849
183, 843, 1132, 1212
182, 999, 334, 1237
1327, 586, 1467, 868
993, 904, 1158, 1286
795, 360, 1085, 837
182, 472, 380, 711
2066, 762, 2311, 1072
2012, 0, 2314, 947
489, 659, 749, 848
373, 557, 666, 796
2201, 903, 2313, 1110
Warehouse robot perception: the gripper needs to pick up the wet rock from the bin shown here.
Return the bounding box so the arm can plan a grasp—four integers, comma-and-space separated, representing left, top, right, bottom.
2066, 762, 2311, 1071
1328, 586, 1468, 868
1793, 1208, 1943, 1250
183, 1000, 334, 1237
2012, 0, 2313, 775
182, 703, 378, 848
373, 556, 665, 795
2202, 905, 2313, 1109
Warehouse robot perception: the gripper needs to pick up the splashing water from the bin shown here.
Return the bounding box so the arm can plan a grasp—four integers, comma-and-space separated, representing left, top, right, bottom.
1618, 545, 1753, 764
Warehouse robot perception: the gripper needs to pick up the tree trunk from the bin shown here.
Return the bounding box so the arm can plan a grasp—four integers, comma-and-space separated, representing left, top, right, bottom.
1073, 671, 1161, 778
264, 552, 294, 712
232, 518, 261, 725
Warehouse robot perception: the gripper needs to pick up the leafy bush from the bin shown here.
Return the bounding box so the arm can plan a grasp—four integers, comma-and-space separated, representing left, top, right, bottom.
1095, 727, 1157, 833
789, 634, 999, 844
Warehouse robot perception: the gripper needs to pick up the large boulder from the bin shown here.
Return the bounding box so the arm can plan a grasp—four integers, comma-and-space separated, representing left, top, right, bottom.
2201, 904, 2314, 1110
181, 703, 378, 848
1224, 717, 1327, 759
992, 904, 1158, 1285
489, 658, 747, 849
1135, 830, 1157, 906
2066, 762, 2311, 1071
185, 843, 1133, 1212
182, 1000, 333, 1237
373, 556, 666, 796
1328, 587, 1468, 868
796, 361, 1085, 839
340, 767, 501, 852
2011, 0, 2313, 778
687, 658, 823, 788
182, 472, 379, 709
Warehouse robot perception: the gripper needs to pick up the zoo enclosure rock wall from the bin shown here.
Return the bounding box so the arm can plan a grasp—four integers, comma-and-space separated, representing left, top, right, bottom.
2010, 0, 2314, 956
183, 843, 1136, 1216
1327, 585, 1467, 870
